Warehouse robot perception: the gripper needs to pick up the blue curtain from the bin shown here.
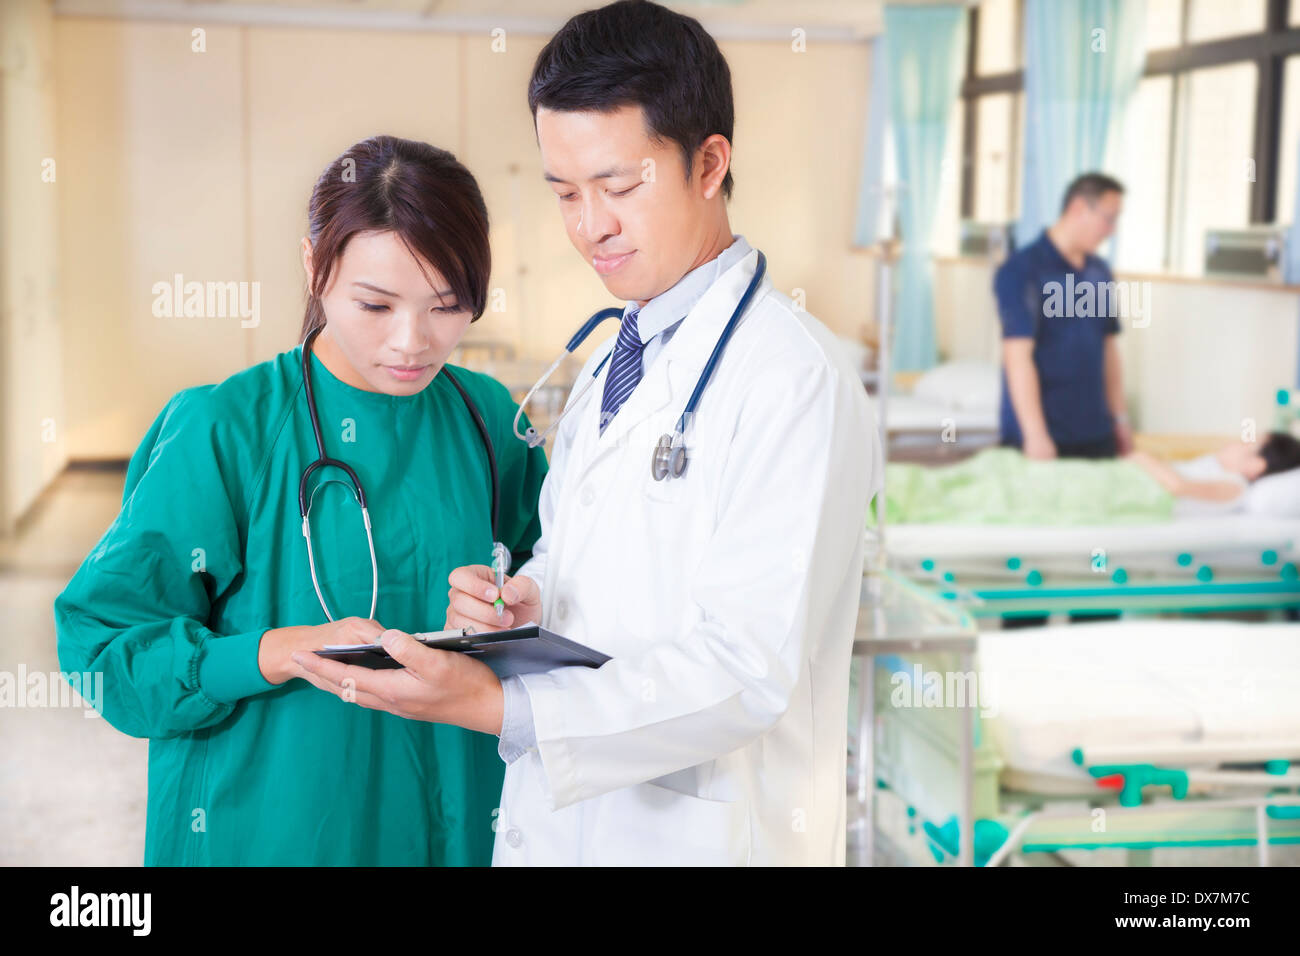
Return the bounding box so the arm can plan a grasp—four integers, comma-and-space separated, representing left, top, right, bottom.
883, 4, 967, 371
853, 37, 891, 247
1018, 0, 1147, 242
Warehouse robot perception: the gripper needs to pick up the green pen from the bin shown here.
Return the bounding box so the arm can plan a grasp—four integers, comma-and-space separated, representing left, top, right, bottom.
491, 541, 509, 621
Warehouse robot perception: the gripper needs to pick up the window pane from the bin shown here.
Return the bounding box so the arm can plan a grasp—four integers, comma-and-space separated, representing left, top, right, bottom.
1173, 63, 1258, 274
1187, 0, 1264, 42
1279, 56, 1300, 225
1110, 76, 1173, 272
1292, 0, 1300, 27
976, 0, 1017, 76
1144, 0, 1183, 50
974, 93, 1015, 221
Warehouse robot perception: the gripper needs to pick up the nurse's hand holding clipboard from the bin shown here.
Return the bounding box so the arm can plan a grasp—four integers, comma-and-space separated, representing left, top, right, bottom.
446, 566, 541, 633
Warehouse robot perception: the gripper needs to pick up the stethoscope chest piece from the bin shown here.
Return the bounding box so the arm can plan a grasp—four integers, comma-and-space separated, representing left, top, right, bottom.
651, 433, 688, 481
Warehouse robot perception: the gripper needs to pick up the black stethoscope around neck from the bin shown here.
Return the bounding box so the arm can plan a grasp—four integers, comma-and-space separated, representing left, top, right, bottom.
297, 324, 501, 622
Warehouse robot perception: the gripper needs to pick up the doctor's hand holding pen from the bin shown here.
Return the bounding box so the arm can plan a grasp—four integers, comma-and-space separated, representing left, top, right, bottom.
445, 566, 542, 633
257, 616, 386, 684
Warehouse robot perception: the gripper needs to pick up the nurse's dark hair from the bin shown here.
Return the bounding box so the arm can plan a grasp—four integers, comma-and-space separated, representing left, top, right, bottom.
1061, 172, 1125, 214
1260, 431, 1300, 479
527, 0, 735, 199
300, 135, 490, 341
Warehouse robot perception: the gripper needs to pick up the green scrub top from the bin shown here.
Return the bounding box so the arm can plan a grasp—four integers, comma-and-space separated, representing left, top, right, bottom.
54, 342, 548, 865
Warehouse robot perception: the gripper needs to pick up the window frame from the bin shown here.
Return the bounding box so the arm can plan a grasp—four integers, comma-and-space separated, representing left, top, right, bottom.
958, 0, 1300, 234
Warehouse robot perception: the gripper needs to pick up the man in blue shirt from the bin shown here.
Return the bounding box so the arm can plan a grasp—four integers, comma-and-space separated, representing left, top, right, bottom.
996, 173, 1133, 459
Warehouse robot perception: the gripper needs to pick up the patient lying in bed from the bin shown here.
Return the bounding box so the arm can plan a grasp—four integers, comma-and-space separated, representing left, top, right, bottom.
1127, 432, 1300, 510
875, 432, 1300, 525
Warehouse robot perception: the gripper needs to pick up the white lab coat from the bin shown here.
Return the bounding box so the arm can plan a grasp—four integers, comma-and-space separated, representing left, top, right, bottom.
494, 248, 882, 866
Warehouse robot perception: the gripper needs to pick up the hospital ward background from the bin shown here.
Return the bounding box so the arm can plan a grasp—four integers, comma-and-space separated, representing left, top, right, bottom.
0, 0, 1298, 870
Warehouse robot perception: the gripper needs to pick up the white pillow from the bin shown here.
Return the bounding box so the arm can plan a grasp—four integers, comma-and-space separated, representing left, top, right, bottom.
1242, 467, 1300, 518
912, 360, 999, 411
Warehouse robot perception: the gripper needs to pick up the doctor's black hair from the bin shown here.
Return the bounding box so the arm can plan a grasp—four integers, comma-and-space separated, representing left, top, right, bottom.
527, 0, 735, 200
299, 135, 490, 341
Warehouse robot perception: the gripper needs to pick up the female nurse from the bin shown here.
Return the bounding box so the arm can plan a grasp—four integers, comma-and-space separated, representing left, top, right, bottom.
54, 135, 547, 865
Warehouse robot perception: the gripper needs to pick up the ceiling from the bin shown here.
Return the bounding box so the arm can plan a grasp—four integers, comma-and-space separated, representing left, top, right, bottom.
54, 0, 909, 40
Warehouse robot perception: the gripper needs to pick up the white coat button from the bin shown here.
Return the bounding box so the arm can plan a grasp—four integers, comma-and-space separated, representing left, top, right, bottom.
556, 598, 569, 621
505, 826, 523, 848
580, 485, 595, 506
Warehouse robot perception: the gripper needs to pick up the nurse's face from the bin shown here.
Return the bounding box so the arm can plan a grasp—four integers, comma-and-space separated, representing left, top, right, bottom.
302, 230, 473, 396
536, 104, 729, 305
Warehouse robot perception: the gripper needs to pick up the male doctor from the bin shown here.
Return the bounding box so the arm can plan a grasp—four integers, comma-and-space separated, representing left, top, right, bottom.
294, 0, 881, 866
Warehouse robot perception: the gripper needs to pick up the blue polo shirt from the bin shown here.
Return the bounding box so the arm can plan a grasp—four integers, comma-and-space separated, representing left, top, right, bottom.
994, 230, 1119, 447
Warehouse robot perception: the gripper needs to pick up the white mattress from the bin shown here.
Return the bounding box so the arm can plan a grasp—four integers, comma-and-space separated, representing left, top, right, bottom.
881, 514, 1300, 562
884, 395, 998, 434
978, 620, 1300, 780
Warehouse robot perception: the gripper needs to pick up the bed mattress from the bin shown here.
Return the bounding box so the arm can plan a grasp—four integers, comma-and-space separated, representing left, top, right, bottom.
977, 620, 1300, 784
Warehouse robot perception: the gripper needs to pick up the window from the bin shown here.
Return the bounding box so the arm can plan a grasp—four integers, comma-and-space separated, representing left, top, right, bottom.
954, 0, 1300, 276
1144, 0, 1183, 51
976, 0, 1018, 75
1110, 75, 1174, 272
1277, 55, 1300, 225
1172, 62, 1259, 273
973, 93, 1016, 221
1187, 0, 1266, 43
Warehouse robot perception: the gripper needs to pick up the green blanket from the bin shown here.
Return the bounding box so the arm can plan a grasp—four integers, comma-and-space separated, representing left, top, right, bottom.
873, 448, 1174, 525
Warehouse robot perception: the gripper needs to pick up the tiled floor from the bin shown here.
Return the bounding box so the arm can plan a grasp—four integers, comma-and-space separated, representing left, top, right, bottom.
1, 468, 146, 866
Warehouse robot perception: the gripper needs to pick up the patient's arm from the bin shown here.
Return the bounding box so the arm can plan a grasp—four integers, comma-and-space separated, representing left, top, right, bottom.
1126, 451, 1245, 502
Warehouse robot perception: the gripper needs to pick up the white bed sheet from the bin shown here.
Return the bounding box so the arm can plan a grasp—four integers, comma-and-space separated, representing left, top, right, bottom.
978, 620, 1300, 780
882, 514, 1300, 561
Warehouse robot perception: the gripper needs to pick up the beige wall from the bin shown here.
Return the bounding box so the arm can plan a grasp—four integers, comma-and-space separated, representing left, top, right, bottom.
932, 258, 1299, 437
3, 0, 65, 531
52, 15, 873, 460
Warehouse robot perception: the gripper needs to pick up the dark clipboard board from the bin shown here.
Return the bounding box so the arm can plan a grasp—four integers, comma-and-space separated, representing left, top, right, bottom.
312, 625, 610, 678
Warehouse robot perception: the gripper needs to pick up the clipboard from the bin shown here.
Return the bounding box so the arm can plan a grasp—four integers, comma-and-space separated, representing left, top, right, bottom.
312, 625, 610, 678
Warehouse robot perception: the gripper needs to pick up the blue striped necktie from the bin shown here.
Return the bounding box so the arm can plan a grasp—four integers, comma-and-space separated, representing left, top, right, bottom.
599, 308, 646, 435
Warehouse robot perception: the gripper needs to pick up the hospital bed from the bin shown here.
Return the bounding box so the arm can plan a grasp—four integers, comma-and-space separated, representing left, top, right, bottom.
879, 360, 1000, 462
850, 571, 1300, 866
877, 513, 1300, 619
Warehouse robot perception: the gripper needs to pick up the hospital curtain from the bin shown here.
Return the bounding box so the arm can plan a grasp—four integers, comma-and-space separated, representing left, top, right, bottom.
1017, 0, 1147, 242
882, 4, 967, 371
853, 37, 891, 247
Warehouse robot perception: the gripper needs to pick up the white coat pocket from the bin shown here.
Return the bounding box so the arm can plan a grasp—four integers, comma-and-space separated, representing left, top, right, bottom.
590, 780, 751, 866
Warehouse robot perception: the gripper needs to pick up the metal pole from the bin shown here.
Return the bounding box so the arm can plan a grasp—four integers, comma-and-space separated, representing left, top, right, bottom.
958, 648, 975, 867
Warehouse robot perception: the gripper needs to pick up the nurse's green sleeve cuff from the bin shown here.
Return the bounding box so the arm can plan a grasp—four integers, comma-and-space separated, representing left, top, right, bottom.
198, 628, 276, 704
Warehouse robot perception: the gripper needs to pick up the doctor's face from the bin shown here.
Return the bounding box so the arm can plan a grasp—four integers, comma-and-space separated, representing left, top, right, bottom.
302, 230, 473, 396
536, 104, 725, 305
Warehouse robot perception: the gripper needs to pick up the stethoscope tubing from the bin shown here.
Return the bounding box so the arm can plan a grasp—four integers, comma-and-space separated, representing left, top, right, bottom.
298, 324, 501, 621
512, 250, 768, 467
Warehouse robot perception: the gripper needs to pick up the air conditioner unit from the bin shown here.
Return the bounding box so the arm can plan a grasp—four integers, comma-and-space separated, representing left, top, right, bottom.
1204, 227, 1286, 281
959, 221, 1016, 261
